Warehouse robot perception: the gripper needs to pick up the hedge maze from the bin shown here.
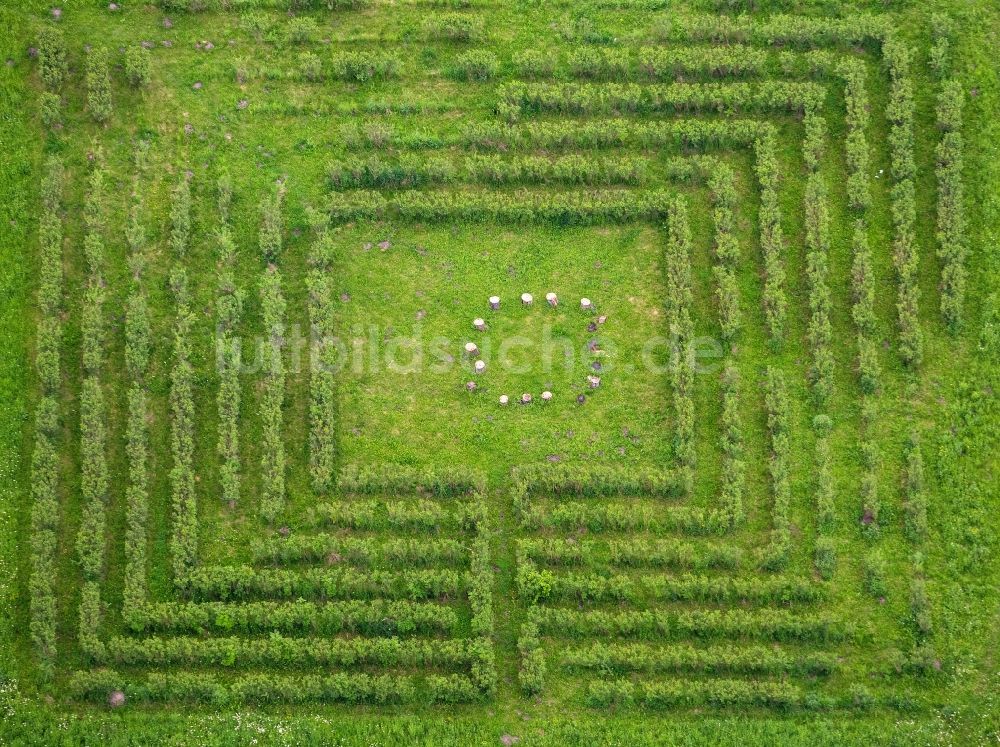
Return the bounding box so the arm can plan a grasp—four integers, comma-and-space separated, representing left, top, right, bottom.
24, 1, 981, 720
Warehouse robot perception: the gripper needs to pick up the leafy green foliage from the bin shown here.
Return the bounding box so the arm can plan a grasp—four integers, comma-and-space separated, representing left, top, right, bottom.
86, 46, 112, 123
125, 45, 152, 88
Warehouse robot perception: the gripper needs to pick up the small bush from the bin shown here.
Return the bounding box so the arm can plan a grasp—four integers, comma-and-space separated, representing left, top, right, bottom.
125, 45, 152, 88
40, 92, 61, 129
449, 50, 499, 81
513, 49, 556, 78
37, 27, 67, 90
285, 17, 319, 45
424, 13, 482, 42
863, 552, 888, 599
86, 47, 113, 123
330, 51, 400, 82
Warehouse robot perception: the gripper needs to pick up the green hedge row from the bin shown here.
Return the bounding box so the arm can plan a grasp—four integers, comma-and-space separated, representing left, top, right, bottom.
884, 37, 923, 367
814, 433, 836, 580
125, 45, 152, 88
517, 620, 546, 694
517, 562, 822, 605
37, 28, 65, 128
670, 12, 889, 47
519, 501, 731, 536
803, 113, 834, 406
259, 187, 288, 522
249, 50, 401, 84
760, 368, 791, 570
462, 118, 769, 151
106, 633, 474, 670
307, 225, 337, 493
308, 499, 462, 532
328, 117, 768, 152
719, 364, 745, 526
253, 535, 467, 567
859, 400, 882, 539
77, 157, 110, 661
511, 463, 682, 502
754, 131, 787, 345
585, 678, 804, 710
86, 46, 112, 124
531, 607, 848, 643
497, 81, 823, 119
168, 177, 198, 585
129, 599, 459, 637
935, 79, 967, 333
156, 0, 369, 9
516, 537, 740, 571
328, 153, 654, 189
123, 147, 152, 617
328, 188, 675, 225
851, 222, 881, 394
339, 463, 486, 496
777, 52, 872, 214
216, 172, 243, 510
709, 164, 742, 340
666, 197, 696, 493
467, 528, 496, 692
69, 670, 478, 706
29, 157, 64, 681
904, 434, 927, 542
563, 642, 837, 676
513, 45, 767, 81
183, 566, 466, 602
423, 13, 482, 42
909, 551, 933, 638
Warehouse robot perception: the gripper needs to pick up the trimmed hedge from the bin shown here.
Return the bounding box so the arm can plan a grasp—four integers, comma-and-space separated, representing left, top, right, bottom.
123, 148, 152, 617
760, 368, 791, 570
183, 566, 466, 602
308, 225, 337, 493
168, 176, 198, 583
215, 173, 243, 510
106, 634, 473, 670
803, 113, 834, 405
666, 197, 696, 493
340, 463, 486, 496
86, 46, 112, 123
755, 131, 787, 346
253, 536, 466, 566
563, 642, 837, 676
719, 364, 745, 526
709, 164, 742, 340
29, 157, 64, 681
511, 463, 681, 501
519, 501, 732, 536
328, 188, 675, 225
517, 562, 822, 605
586, 678, 804, 710
531, 607, 848, 643
517, 537, 740, 571
883, 36, 923, 367
76, 157, 110, 659
70, 670, 425, 706
518, 620, 546, 694
935, 79, 967, 333
259, 187, 287, 522
130, 599, 459, 637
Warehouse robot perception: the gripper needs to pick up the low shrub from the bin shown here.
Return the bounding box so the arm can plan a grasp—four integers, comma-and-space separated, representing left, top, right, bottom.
449, 50, 499, 81
125, 45, 152, 88
37, 27, 67, 90
86, 47, 112, 123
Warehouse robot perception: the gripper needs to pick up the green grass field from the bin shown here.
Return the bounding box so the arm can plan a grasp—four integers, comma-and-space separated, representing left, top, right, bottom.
1, 0, 998, 744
